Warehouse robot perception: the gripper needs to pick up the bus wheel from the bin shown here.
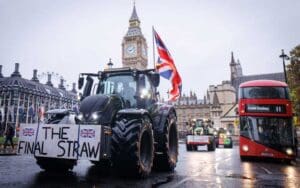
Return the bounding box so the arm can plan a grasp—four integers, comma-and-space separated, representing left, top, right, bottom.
186, 144, 192, 151
240, 156, 247, 161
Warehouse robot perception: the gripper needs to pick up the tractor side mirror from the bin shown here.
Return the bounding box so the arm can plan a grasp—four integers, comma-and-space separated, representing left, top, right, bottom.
78, 76, 84, 90
150, 73, 160, 87
138, 74, 146, 88
82, 76, 94, 99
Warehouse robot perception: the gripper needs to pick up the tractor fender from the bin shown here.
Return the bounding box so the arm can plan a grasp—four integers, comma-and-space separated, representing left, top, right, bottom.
152, 103, 177, 134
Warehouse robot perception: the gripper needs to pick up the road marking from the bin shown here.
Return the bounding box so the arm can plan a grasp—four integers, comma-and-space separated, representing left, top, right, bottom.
260, 166, 272, 174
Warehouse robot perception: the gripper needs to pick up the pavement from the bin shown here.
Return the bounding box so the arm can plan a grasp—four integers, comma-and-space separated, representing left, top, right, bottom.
0, 144, 17, 155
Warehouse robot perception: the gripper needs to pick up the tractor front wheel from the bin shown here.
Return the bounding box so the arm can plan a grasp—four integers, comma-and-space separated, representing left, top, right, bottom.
111, 116, 154, 178
153, 113, 178, 171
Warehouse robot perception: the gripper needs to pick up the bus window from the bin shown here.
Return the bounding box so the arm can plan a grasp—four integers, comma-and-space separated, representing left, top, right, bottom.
242, 87, 287, 99
241, 116, 293, 147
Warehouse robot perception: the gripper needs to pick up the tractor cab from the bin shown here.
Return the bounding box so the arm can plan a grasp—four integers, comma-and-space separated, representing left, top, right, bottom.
190, 118, 214, 136
76, 68, 160, 125
79, 68, 159, 106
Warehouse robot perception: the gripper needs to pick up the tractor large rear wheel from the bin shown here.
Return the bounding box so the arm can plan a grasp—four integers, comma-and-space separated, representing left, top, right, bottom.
153, 113, 178, 171
111, 117, 154, 178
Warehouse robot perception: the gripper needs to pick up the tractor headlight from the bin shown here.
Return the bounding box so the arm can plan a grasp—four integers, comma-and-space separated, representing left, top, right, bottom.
77, 113, 83, 121
140, 89, 150, 99
286, 148, 293, 155
242, 145, 249, 152
91, 112, 99, 120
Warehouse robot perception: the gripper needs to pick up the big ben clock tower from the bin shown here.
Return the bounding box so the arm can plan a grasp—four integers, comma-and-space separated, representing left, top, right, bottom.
122, 4, 148, 70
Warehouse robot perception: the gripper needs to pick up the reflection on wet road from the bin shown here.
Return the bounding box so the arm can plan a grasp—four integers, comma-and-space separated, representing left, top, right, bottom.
0, 144, 299, 187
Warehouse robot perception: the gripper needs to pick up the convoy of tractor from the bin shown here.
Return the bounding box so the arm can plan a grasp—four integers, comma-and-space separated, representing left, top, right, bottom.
186, 118, 233, 151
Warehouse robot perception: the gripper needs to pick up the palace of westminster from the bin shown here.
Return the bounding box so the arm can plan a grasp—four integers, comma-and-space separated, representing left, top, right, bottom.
0, 5, 284, 136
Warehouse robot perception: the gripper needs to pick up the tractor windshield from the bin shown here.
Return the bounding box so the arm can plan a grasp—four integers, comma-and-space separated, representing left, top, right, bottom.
98, 75, 137, 107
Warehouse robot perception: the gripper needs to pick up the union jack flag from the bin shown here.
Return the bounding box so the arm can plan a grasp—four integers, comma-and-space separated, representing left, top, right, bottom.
23, 128, 35, 137
153, 28, 182, 101
80, 129, 95, 138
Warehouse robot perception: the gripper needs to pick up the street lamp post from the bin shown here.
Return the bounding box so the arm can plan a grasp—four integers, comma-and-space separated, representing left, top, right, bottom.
279, 49, 289, 83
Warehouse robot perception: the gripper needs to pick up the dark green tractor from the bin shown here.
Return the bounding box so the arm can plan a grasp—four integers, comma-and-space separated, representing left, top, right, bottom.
35, 67, 178, 178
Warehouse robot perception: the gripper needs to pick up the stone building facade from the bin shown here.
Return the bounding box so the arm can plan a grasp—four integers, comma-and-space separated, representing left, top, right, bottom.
0, 63, 78, 135
171, 92, 210, 137
206, 81, 236, 131
175, 104, 210, 136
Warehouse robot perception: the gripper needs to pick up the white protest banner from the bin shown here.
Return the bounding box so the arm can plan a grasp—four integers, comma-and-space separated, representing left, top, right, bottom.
17, 123, 38, 155
17, 123, 102, 161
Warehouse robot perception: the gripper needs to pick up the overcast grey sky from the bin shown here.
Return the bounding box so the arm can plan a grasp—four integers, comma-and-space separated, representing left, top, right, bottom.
0, 0, 299, 99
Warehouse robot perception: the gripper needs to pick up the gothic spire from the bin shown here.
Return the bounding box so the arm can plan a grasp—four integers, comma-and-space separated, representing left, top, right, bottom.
212, 91, 220, 106
203, 95, 207, 104
126, 3, 142, 36
129, 4, 140, 22
230, 51, 236, 65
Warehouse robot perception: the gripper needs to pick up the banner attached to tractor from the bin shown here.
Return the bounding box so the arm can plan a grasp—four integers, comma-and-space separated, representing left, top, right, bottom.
17, 123, 101, 161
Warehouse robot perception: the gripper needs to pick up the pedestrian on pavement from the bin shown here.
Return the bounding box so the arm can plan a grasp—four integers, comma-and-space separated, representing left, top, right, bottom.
4, 124, 15, 149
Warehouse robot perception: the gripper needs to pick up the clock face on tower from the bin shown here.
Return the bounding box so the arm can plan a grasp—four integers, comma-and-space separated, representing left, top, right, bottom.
125, 43, 137, 57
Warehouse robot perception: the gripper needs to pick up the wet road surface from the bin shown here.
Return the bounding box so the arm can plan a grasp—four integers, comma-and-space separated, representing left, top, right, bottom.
0, 144, 299, 187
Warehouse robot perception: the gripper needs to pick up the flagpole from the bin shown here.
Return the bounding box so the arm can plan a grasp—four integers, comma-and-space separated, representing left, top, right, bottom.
152, 26, 156, 70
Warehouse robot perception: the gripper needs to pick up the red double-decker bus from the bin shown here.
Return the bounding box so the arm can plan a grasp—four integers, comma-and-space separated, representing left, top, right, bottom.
238, 80, 297, 162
